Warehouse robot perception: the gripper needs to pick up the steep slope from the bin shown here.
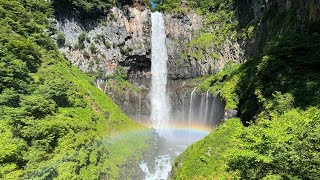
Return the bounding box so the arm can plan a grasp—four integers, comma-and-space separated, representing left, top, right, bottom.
170, 0, 320, 179
0, 0, 155, 179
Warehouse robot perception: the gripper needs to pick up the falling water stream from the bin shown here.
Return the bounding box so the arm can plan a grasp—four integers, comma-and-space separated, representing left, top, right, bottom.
96, 12, 224, 178
149, 12, 171, 136
139, 12, 224, 180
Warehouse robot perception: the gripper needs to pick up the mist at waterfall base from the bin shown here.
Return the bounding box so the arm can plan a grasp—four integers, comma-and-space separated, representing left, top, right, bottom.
138, 90, 224, 180
137, 12, 225, 180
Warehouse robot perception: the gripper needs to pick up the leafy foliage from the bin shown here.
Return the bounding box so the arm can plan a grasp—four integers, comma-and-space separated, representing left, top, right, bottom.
173, 3, 320, 179
53, 0, 151, 19
0, 0, 154, 179
228, 108, 320, 179
156, 0, 239, 67
198, 64, 240, 109
154, 0, 186, 13
171, 118, 243, 179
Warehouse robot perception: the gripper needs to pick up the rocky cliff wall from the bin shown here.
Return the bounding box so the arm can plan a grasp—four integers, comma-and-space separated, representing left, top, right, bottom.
55, 6, 151, 79
54, 5, 212, 121
164, 13, 207, 79
55, 6, 209, 82
239, 0, 320, 56
54, 4, 242, 124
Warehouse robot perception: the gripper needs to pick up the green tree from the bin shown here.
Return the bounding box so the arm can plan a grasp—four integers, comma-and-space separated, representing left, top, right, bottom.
20, 95, 56, 119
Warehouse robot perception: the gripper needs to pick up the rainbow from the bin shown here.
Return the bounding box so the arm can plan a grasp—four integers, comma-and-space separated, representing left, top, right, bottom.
137, 120, 213, 134
108, 121, 213, 144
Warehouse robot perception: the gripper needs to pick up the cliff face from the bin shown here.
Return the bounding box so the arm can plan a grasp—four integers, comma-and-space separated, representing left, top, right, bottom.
239, 0, 320, 56
54, 5, 216, 122
55, 6, 151, 79
56, 0, 320, 82
55, 6, 208, 82
164, 13, 207, 79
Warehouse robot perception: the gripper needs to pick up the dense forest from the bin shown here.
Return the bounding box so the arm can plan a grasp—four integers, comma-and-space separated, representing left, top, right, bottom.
0, 0, 155, 179
1, 0, 320, 179
165, 0, 320, 179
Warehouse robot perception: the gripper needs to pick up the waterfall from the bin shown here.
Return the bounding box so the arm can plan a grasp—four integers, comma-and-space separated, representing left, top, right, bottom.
188, 87, 197, 129
208, 93, 218, 123
95, 79, 102, 91
199, 93, 205, 122
141, 12, 224, 180
150, 12, 171, 137
204, 90, 209, 123
181, 94, 185, 121
138, 93, 141, 122
103, 82, 107, 94
186, 89, 223, 128
135, 93, 142, 123
141, 12, 172, 180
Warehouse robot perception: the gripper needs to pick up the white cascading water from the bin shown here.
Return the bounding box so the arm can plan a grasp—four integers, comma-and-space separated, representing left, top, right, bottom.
188, 87, 197, 127
140, 12, 172, 180
138, 93, 141, 122
149, 12, 171, 137
140, 12, 222, 180
204, 90, 209, 123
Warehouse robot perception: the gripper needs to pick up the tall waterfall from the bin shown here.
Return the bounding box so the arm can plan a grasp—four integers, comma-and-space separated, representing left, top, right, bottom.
150, 12, 171, 137
140, 12, 225, 180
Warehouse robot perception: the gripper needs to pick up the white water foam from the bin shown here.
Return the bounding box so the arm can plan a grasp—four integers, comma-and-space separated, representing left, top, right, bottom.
149, 12, 171, 138
140, 12, 212, 180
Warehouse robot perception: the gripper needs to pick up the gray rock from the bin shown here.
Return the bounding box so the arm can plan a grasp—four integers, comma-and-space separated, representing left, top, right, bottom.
224, 109, 238, 120
55, 6, 151, 78
54, 5, 243, 122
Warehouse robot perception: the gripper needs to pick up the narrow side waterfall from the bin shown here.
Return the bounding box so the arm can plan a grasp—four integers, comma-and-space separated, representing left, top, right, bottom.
185, 91, 225, 128
188, 87, 197, 128
149, 12, 171, 137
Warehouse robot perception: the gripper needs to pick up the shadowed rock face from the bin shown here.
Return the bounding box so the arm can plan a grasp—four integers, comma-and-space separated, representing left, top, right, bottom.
54, 5, 237, 125
164, 13, 210, 79
238, 0, 320, 57
54, 5, 215, 82
55, 6, 152, 78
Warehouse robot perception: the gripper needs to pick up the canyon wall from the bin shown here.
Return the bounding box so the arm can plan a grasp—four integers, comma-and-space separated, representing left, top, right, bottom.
55, 5, 211, 82
238, 0, 320, 57
54, 4, 242, 124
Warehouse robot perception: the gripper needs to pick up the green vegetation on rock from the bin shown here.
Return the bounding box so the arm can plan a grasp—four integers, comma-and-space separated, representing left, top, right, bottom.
172, 0, 320, 179
196, 32, 320, 123
53, 0, 151, 19
171, 118, 244, 179
0, 0, 154, 179
228, 107, 320, 180
157, 0, 239, 65
197, 64, 240, 110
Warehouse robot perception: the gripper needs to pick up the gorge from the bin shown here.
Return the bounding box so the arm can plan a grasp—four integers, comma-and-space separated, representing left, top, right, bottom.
1, 0, 320, 179
139, 11, 224, 179
54, 4, 228, 177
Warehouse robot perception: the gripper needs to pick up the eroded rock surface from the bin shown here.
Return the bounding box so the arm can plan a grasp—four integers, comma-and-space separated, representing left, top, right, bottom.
54, 5, 234, 123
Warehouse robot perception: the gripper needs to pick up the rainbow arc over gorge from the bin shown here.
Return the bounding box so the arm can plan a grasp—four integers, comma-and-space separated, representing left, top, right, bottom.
108, 120, 212, 147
